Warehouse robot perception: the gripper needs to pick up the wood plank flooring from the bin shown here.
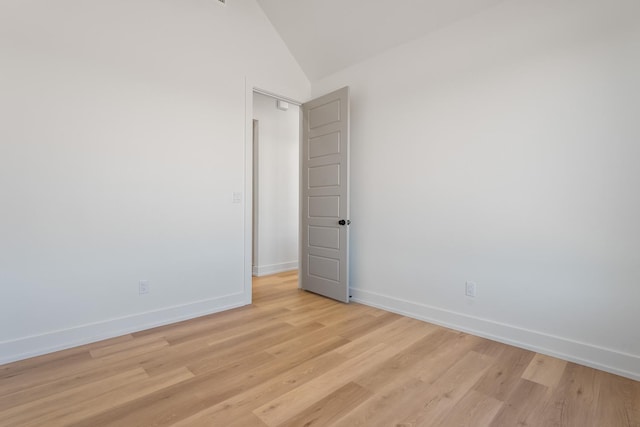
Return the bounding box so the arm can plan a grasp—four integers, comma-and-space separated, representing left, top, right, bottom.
1, 271, 638, 426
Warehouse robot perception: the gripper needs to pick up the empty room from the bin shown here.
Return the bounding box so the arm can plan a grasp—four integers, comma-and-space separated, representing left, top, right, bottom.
1, 0, 639, 426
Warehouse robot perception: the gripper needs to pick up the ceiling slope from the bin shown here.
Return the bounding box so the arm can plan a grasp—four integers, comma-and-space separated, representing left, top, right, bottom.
257, 0, 506, 80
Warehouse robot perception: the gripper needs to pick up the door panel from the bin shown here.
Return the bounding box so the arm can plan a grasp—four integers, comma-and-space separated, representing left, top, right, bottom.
308, 255, 340, 282
309, 132, 340, 159
308, 164, 340, 188
308, 99, 341, 129
308, 226, 340, 250
308, 196, 340, 217
301, 87, 350, 303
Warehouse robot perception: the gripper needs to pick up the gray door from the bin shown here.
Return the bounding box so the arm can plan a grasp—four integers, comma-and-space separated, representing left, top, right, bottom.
300, 87, 350, 303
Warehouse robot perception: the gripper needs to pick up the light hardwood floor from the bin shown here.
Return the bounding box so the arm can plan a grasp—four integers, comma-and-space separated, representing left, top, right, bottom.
1, 271, 639, 426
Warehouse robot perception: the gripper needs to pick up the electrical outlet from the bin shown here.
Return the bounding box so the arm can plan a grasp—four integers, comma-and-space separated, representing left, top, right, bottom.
139, 280, 150, 295
465, 281, 477, 297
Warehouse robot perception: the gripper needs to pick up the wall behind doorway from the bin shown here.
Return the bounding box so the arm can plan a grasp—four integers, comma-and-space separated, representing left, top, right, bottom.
252, 93, 300, 276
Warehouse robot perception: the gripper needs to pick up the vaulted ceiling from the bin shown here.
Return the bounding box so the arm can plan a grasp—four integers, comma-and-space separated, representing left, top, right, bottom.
256, 0, 507, 80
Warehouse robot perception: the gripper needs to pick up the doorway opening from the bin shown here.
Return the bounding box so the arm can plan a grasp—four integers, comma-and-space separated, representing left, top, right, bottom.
245, 85, 350, 304
251, 91, 301, 279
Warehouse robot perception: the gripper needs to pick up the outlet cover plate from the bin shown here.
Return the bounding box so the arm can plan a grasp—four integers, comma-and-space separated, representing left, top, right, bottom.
139, 280, 150, 295
465, 281, 477, 297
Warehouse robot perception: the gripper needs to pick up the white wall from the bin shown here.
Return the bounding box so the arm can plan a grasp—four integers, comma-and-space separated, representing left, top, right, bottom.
312, 0, 640, 379
0, 0, 309, 363
252, 93, 299, 276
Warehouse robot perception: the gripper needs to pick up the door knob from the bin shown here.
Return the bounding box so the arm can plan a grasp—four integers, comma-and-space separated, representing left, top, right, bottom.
338, 219, 351, 226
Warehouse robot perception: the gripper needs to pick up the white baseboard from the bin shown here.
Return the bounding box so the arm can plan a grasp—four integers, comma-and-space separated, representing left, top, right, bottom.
351, 287, 640, 381
0, 292, 247, 366
253, 261, 298, 277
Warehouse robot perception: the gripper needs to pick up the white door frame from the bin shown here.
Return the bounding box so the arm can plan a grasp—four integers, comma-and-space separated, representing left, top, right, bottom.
251, 119, 259, 276
243, 80, 303, 305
